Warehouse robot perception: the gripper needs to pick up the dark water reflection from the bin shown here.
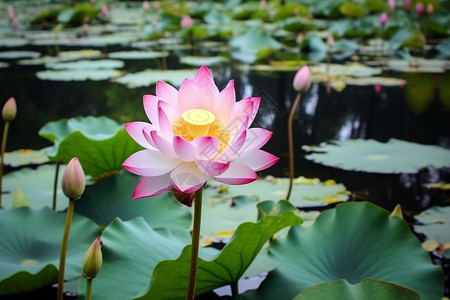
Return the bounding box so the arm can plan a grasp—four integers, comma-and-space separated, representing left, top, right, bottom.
1, 54, 449, 213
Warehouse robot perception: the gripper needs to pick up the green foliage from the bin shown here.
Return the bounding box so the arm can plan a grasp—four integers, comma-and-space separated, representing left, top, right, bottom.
30, 7, 64, 25
339, 2, 368, 18
57, 3, 98, 27
272, 3, 310, 21
364, 0, 388, 13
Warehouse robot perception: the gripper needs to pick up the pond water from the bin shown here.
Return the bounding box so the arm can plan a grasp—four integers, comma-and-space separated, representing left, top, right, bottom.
1, 46, 449, 215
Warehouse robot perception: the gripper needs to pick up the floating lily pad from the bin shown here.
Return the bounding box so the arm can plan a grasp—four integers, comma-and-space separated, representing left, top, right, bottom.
18, 49, 103, 66
36, 69, 122, 81
46, 59, 124, 70
2, 164, 66, 210
304, 139, 450, 174
0, 62, 9, 68
241, 202, 444, 299
344, 76, 406, 86
78, 217, 192, 300
0, 37, 28, 47
414, 206, 450, 257
0, 207, 100, 295
180, 55, 228, 66
108, 51, 168, 60
387, 59, 449, 73
65, 32, 141, 47
4, 148, 50, 167
114, 69, 198, 88
229, 30, 282, 64
75, 172, 192, 231
311, 63, 382, 77
0, 51, 40, 59
39, 117, 142, 179
292, 279, 419, 300
135, 201, 302, 299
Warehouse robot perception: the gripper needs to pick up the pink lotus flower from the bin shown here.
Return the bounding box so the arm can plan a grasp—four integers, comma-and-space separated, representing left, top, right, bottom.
123, 66, 278, 205
415, 2, 424, 14
379, 12, 388, 26
100, 4, 108, 17
180, 16, 193, 28
403, 0, 411, 10
426, 3, 434, 14
374, 84, 382, 94
388, 0, 395, 12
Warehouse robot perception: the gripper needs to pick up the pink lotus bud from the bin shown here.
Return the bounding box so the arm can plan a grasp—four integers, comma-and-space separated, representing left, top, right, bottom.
82, 237, 102, 280
388, 0, 395, 12
260, 0, 267, 10
101, 4, 108, 17
2, 97, 16, 122
374, 84, 382, 94
180, 16, 193, 28
293, 66, 312, 92
403, 0, 411, 10
61, 157, 85, 200
142, 1, 150, 11
7, 5, 15, 20
415, 2, 424, 14
327, 34, 335, 47
426, 3, 433, 14
379, 12, 388, 26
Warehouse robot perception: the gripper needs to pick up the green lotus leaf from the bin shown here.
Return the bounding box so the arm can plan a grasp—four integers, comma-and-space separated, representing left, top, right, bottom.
241, 202, 444, 299
0, 51, 40, 59
364, 0, 388, 13
66, 32, 142, 47
387, 58, 447, 73
311, 63, 382, 78
207, 177, 348, 209
135, 202, 302, 299
36, 69, 122, 81
229, 30, 282, 64
0, 38, 28, 47
0, 207, 100, 295
414, 206, 450, 257
180, 56, 228, 66
18, 49, 103, 66
304, 139, 450, 174
74, 172, 192, 231
436, 38, 450, 58
39, 116, 141, 179
339, 2, 368, 18
46, 59, 124, 70
114, 69, 198, 88
4, 148, 50, 167
293, 278, 419, 300
78, 218, 192, 300
108, 51, 169, 60
345, 76, 406, 86
2, 165, 66, 210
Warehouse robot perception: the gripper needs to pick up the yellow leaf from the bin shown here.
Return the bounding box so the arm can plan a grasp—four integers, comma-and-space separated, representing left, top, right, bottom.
422, 238, 439, 252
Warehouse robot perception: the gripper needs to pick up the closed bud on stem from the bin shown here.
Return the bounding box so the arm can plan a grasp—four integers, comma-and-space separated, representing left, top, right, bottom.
379, 12, 388, 26
293, 65, 312, 92
2, 97, 16, 122
327, 34, 335, 48
426, 3, 433, 14
415, 2, 424, 14
61, 157, 85, 200
82, 237, 102, 280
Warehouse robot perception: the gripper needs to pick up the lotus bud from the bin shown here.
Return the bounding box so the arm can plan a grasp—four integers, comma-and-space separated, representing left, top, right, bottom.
390, 204, 404, 219
142, 1, 149, 11
426, 3, 433, 14
7, 5, 15, 21
327, 34, 335, 48
82, 237, 102, 280
379, 12, 388, 26
403, 0, 411, 10
374, 84, 382, 94
100, 4, 108, 17
2, 97, 16, 122
180, 16, 193, 28
415, 2, 424, 14
61, 157, 85, 200
293, 65, 312, 92
388, 0, 395, 12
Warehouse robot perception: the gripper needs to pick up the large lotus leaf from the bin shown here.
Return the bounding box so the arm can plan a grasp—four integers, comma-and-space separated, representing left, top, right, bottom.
135, 203, 303, 299
414, 206, 450, 257
2, 165, 66, 210
108, 51, 169, 60
74, 172, 192, 231
4, 148, 50, 167
46, 59, 124, 70
77, 218, 192, 300
206, 177, 349, 209
229, 30, 282, 64
180, 56, 228, 66
0, 207, 100, 295
240, 202, 444, 299
304, 139, 450, 174
114, 69, 198, 88
387, 58, 447, 73
36, 69, 122, 81
39, 117, 142, 179
18, 50, 103, 66
293, 279, 419, 300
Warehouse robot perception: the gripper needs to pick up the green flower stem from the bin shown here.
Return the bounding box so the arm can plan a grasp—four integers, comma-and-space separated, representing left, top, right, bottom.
86, 278, 93, 300
286, 93, 301, 201
0, 121, 10, 207
186, 188, 203, 300
57, 198, 75, 300
52, 162, 61, 211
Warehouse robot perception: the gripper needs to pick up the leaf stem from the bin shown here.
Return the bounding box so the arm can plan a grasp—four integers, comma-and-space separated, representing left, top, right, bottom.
0, 121, 10, 207
231, 281, 239, 299
52, 162, 61, 211
186, 188, 203, 300
286, 93, 301, 201
57, 198, 75, 300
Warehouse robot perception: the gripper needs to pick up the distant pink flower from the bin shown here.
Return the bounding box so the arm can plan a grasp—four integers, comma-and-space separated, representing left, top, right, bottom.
142, 1, 150, 11
7, 5, 15, 20
100, 4, 108, 17
123, 66, 278, 205
403, 0, 411, 10
327, 34, 335, 48
388, 0, 395, 12
374, 84, 382, 94
260, 0, 267, 10
293, 66, 312, 92
415, 2, 424, 14
426, 3, 434, 14
379, 12, 388, 26
180, 16, 193, 28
